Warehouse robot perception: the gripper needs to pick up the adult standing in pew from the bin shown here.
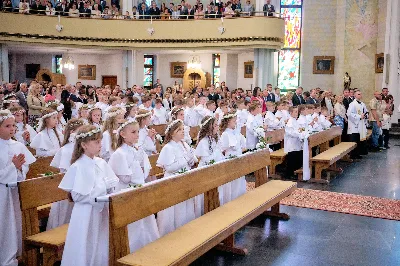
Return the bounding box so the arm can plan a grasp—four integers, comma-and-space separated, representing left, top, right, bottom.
108, 119, 160, 253
156, 120, 197, 236
369, 91, 384, 152
0, 110, 36, 266
47, 118, 85, 231
58, 125, 119, 266
347, 90, 368, 159
292, 86, 306, 106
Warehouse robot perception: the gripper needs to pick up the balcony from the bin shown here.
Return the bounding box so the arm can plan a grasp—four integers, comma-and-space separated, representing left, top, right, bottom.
0, 12, 284, 50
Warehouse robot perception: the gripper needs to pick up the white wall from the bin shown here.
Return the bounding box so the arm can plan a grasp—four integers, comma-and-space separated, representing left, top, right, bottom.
237, 52, 254, 90
10, 53, 53, 83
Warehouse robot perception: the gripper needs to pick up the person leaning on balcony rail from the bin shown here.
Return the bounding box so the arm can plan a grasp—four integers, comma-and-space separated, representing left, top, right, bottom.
91, 3, 101, 18
242, 0, 253, 16
194, 5, 204, 19
45, 1, 55, 15
263, 0, 275, 16
171, 5, 180, 19
69, 3, 79, 16
55, 0, 69, 16
79, 1, 91, 17
19, 0, 29, 13
30, 0, 45, 14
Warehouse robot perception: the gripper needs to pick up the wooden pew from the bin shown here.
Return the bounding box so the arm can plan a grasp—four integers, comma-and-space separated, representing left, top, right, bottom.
107, 150, 297, 266
150, 124, 167, 137
189, 126, 200, 143
148, 153, 164, 179
265, 129, 285, 177
18, 173, 69, 266
26, 156, 59, 180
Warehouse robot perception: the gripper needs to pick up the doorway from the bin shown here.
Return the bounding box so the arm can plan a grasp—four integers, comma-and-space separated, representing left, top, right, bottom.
102, 75, 117, 89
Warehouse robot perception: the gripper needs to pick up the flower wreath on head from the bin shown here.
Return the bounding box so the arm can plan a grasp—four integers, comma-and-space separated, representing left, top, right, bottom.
125, 103, 137, 109
75, 127, 102, 140
222, 112, 237, 120
37, 111, 58, 130
115, 119, 137, 136
10, 109, 25, 115
88, 106, 102, 113
4, 93, 17, 100
165, 119, 183, 135
171, 107, 184, 118
200, 116, 214, 129
105, 108, 126, 120
0, 109, 15, 122
135, 110, 152, 119
2, 99, 19, 104
45, 101, 64, 112
68, 120, 84, 130
79, 104, 89, 111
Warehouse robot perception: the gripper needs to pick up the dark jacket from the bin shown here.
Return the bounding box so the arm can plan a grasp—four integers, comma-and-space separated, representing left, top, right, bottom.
292, 93, 306, 106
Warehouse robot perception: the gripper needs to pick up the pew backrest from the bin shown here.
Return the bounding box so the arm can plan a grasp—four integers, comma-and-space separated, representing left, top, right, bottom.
308, 126, 342, 148
26, 156, 60, 180
150, 124, 167, 137
148, 153, 164, 178
189, 126, 200, 141
265, 128, 285, 145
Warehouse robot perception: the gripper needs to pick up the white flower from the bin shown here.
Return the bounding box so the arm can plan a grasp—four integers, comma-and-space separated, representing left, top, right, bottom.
256, 142, 266, 150
155, 134, 163, 144
255, 126, 265, 139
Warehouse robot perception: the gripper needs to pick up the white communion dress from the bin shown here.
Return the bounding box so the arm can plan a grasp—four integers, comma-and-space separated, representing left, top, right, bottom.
30, 128, 63, 157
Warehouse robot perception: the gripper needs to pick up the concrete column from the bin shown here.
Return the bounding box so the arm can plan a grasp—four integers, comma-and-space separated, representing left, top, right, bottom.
122, 50, 135, 89
133, 51, 144, 87
253, 48, 277, 90
0, 44, 9, 84
225, 54, 238, 90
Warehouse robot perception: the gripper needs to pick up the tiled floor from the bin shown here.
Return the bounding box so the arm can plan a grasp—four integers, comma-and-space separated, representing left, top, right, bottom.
192, 140, 400, 266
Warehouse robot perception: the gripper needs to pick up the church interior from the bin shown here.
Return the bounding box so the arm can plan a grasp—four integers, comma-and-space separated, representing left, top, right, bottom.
1, 0, 400, 265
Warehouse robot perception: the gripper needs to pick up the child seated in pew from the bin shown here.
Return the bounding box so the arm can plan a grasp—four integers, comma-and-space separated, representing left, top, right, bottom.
47, 101, 67, 135
246, 102, 266, 150
297, 105, 317, 132
151, 98, 168, 125
236, 98, 249, 133
194, 116, 224, 215
94, 93, 110, 118
264, 101, 281, 131
220, 111, 247, 202
0, 110, 36, 266
108, 119, 160, 252
194, 96, 209, 125
284, 106, 306, 180
9, 106, 37, 146
104, 96, 122, 114
137, 109, 157, 156
78, 104, 90, 124
124, 102, 138, 121
58, 125, 119, 266
170, 106, 192, 145
138, 95, 153, 112
156, 119, 197, 236
101, 107, 126, 162
88, 106, 103, 129
215, 100, 229, 125
319, 106, 333, 130
31, 108, 64, 157
184, 96, 198, 127
47, 118, 85, 231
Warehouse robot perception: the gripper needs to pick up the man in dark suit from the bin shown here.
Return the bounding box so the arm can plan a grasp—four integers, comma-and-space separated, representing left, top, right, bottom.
55, 0, 69, 15
138, 3, 148, 19
343, 88, 352, 110
262, 88, 275, 103
15, 83, 28, 112
92, 0, 103, 12
292, 87, 306, 106
31, 0, 45, 14
79, 1, 91, 17
263, 0, 274, 16
185, 3, 194, 19
148, 2, 160, 19
306, 88, 319, 104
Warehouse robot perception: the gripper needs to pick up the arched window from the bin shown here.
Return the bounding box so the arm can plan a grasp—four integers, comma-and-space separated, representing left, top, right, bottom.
278, 0, 302, 91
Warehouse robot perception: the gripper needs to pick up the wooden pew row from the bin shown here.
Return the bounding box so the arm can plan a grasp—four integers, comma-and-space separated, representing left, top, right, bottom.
18, 173, 69, 266
26, 156, 59, 180
148, 154, 164, 179
189, 126, 200, 143
265, 129, 285, 177
107, 150, 297, 266
294, 126, 356, 183
149, 124, 167, 137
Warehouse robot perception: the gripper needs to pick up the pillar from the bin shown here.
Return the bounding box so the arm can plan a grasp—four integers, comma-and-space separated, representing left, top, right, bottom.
0, 44, 9, 83
253, 48, 277, 90
122, 50, 135, 89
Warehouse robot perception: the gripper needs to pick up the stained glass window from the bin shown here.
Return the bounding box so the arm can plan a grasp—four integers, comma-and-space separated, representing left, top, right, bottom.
212, 54, 220, 85
143, 54, 154, 90
278, 0, 302, 91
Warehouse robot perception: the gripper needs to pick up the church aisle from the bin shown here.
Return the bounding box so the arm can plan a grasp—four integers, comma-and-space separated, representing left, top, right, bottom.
192, 140, 400, 266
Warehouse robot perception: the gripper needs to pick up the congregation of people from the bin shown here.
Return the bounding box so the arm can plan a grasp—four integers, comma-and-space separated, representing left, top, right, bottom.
0, 76, 394, 265
0, 0, 277, 19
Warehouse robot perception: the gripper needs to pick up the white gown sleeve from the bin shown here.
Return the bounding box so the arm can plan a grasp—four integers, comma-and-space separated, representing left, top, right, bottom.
157, 145, 187, 173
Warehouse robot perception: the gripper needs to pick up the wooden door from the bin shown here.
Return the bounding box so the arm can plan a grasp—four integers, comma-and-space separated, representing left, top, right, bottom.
102, 75, 117, 89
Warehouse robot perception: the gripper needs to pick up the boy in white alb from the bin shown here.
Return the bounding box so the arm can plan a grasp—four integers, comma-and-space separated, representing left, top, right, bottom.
264, 102, 281, 131
151, 99, 168, 125
138, 96, 153, 112
184, 97, 199, 127
246, 102, 265, 150
236, 99, 249, 132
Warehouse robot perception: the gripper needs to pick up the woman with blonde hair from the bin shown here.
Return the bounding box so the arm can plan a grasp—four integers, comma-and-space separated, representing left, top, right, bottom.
27, 83, 45, 127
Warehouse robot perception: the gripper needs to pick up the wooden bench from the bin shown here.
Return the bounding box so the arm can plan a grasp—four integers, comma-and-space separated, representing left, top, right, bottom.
311, 142, 356, 183
265, 129, 285, 177
148, 153, 164, 179
26, 156, 59, 180
189, 126, 200, 143
18, 173, 69, 266
150, 124, 167, 137
106, 150, 297, 266
294, 126, 348, 183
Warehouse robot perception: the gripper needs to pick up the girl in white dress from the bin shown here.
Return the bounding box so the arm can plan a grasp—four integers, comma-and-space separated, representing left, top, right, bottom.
194, 116, 224, 216
137, 109, 157, 155
124, 102, 138, 121
78, 104, 90, 124
9, 106, 37, 146
30, 108, 64, 157
47, 118, 85, 230
88, 106, 103, 129
171, 106, 192, 145
220, 112, 247, 202
59, 125, 119, 266
0, 110, 36, 266
246, 102, 265, 150
156, 120, 197, 236
47, 101, 67, 135
100, 106, 125, 162
108, 119, 160, 252
152, 99, 168, 125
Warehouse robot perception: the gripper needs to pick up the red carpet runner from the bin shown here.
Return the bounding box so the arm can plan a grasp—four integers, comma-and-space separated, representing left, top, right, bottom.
247, 182, 400, 221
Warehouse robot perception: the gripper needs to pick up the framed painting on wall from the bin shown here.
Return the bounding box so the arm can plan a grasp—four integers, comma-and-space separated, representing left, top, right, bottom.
78, 65, 96, 80
170, 62, 187, 78
244, 61, 254, 78
375, 53, 384, 73
313, 56, 335, 74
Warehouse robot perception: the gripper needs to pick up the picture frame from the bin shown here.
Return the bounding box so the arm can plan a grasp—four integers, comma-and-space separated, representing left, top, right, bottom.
26, 64, 40, 79
313, 56, 335, 74
244, 61, 254, 78
170, 62, 187, 78
375, 53, 384, 73
78, 65, 96, 80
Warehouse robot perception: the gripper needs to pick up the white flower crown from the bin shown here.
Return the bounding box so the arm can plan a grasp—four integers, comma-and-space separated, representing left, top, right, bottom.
115, 119, 137, 136
222, 113, 237, 120
79, 104, 89, 110
2, 99, 19, 104
4, 93, 16, 100
105, 108, 126, 120
171, 107, 184, 116
200, 116, 214, 128
41, 111, 58, 120
0, 109, 15, 122
165, 119, 183, 135
135, 111, 152, 118
88, 106, 102, 113
75, 127, 102, 140
125, 103, 137, 108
